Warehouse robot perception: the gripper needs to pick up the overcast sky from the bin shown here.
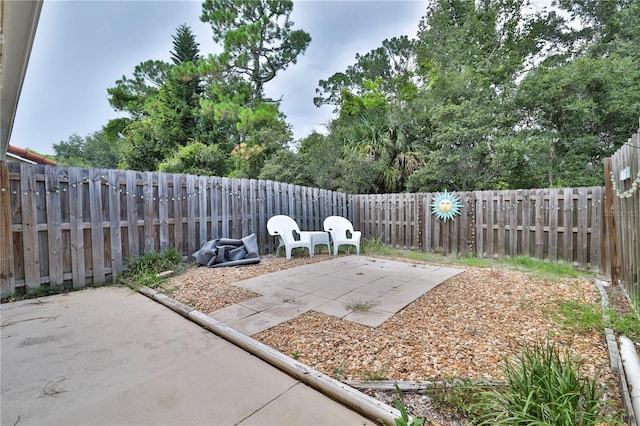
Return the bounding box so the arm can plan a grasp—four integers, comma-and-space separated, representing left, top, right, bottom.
10, 0, 428, 155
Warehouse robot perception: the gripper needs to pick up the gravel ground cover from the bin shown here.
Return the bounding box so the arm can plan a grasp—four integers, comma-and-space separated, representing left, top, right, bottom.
162, 252, 624, 424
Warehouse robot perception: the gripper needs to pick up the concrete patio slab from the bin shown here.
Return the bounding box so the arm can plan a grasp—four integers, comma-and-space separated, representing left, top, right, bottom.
210, 256, 464, 333
343, 309, 393, 328
208, 302, 257, 322
238, 294, 284, 311
1, 287, 374, 425
238, 381, 369, 425
313, 299, 352, 318
228, 312, 285, 335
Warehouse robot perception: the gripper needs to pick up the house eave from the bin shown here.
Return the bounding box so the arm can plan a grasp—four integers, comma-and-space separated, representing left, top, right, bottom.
0, 0, 43, 161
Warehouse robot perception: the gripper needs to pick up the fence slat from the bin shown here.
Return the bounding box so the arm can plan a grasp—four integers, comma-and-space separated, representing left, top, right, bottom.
563, 188, 573, 263
485, 192, 494, 257
20, 163, 40, 288
211, 177, 221, 241
576, 187, 588, 268
199, 176, 208, 246
126, 171, 139, 260
69, 167, 86, 289
45, 165, 63, 286
186, 175, 196, 254
497, 191, 505, 258
109, 169, 123, 279
89, 169, 105, 284
549, 189, 559, 262
590, 186, 602, 269
534, 190, 544, 259
521, 190, 530, 256
173, 173, 184, 253
1, 162, 16, 297
508, 191, 518, 258
158, 172, 169, 251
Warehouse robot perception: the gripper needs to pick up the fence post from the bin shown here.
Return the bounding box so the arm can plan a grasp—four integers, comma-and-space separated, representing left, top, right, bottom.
0, 162, 15, 298
603, 158, 620, 284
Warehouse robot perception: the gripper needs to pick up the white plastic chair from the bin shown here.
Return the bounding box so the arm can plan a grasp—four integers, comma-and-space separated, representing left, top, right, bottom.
323, 216, 361, 255
267, 215, 319, 260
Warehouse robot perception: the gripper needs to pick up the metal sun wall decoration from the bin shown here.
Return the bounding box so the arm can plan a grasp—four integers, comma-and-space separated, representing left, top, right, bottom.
431, 190, 463, 222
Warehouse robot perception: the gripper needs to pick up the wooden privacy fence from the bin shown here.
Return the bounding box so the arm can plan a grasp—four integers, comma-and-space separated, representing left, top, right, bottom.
606, 127, 640, 304
0, 162, 351, 297
2, 138, 638, 300
355, 187, 607, 271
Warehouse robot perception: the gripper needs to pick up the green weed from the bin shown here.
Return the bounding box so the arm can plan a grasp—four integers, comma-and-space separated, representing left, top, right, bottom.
118, 248, 185, 290
345, 298, 378, 312
548, 300, 603, 335
358, 363, 388, 380
393, 383, 424, 426
361, 235, 395, 256
332, 365, 348, 380
502, 256, 586, 280
607, 308, 640, 341
423, 378, 491, 422
547, 299, 640, 341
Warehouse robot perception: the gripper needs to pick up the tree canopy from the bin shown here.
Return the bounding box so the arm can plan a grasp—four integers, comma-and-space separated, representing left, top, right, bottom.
55, 0, 638, 195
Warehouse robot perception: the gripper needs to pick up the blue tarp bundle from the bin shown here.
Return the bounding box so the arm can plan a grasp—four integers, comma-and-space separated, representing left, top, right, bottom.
192, 233, 260, 267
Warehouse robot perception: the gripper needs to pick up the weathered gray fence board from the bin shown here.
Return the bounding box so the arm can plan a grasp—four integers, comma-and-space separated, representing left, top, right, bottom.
20, 164, 39, 288
563, 188, 573, 263
549, 189, 559, 261
69, 167, 86, 288
45, 166, 63, 285
158, 172, 169, 251
89, 169, 105, 283
110, 169, 124, 278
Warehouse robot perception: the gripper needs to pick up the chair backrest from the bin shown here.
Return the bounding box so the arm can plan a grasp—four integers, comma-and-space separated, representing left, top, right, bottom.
267, 215, 301, 243
323, 216, 354, 237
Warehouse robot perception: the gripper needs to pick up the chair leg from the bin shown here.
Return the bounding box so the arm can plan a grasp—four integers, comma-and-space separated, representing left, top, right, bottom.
285, 247, 292, 260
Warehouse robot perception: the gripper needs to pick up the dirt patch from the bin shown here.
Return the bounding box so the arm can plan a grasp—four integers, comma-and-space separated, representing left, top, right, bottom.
161, 253, 625, 423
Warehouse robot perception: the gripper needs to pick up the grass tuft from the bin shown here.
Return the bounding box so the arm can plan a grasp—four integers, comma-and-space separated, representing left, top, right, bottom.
607, 308, 640, 341
478, 338, 612, 425
118, 248, 185, 290
547, 300, 603, 335
502, 256, 584, 280
345, 298, 378, 312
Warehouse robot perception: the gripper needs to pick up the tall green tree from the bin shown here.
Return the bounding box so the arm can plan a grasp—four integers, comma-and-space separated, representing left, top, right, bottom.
505, 0, 640, 187
107, 60, 170, 120
332, 79, 427, 193
200, 0, 311, 104
159, 141, 231, 176
407, 0, 566, 191
112, 25, 204, 171
315, 36, 417, 108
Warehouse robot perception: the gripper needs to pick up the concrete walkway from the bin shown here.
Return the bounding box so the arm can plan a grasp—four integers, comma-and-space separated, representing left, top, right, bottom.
209, 256, 464, 334
1, 287, 372, 426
